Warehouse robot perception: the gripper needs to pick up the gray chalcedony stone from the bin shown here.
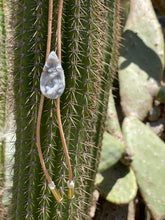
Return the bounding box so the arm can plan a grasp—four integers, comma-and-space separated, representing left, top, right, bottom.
40, 51, 65, 99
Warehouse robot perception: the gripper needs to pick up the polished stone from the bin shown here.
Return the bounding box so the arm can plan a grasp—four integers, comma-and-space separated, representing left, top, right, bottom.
40, 51, 65, 99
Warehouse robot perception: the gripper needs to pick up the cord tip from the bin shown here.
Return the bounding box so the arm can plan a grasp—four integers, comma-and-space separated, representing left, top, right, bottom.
67, 181, 74, 199
48, 181, 62, 202
51, 188, 63, 202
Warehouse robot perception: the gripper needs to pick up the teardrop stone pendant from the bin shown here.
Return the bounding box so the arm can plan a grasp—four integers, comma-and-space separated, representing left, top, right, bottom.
40, 51, 65, 99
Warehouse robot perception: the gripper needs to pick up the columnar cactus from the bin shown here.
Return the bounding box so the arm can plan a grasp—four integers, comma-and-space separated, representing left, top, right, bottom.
11, 0, 121, 219
0, 0, 8, 218
0, 0, 7, 180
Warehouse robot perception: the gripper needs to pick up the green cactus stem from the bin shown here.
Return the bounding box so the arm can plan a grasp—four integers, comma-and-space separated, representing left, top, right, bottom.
0, 0, 8, 218
11, 0, 121, 219
0, 0, 7, 184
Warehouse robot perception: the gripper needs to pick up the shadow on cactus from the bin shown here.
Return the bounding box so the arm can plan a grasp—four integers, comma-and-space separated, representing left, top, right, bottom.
120, 30, 163, 82
96, 126, 137, 205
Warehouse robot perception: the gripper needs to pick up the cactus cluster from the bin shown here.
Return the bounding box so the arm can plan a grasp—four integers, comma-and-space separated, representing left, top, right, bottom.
2, 0, 122, 219
96, 0, 165, 219
123, 116, 165, 219
1, 0, 165, 218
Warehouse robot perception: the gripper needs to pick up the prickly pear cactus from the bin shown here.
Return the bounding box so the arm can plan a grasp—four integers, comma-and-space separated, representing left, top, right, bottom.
123, 116, 165, 219
96, 132, 137, 204
106, 91, 122, 139
119, 0, 164, 120
11, 0, 121, 219
98, 132, 125, 172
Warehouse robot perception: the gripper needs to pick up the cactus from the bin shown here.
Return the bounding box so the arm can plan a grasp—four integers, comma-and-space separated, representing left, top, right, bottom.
98, 132, 125, 172
119, 0, 164, 120
94, 0, 165, 217
156, 86, 165, 103
106, 90, 122, 139
10, 0, 121, 219
96, 132, 137, 204
0, 0, 8, 218
0, 0, 7, 167
115, 0, 165, 218
123, 116, 165, 219
106, 90, 133, 165
98, 162, 137, 205
96, 87, 137, 206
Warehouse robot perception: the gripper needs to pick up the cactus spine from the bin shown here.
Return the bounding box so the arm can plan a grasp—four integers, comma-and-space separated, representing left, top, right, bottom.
11, 0, 121, 219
